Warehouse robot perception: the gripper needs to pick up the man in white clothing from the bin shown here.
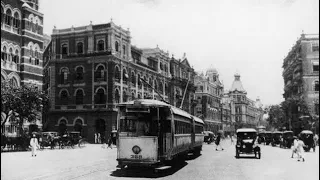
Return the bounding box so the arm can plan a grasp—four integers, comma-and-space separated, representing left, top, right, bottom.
30, 134, 39, 157
297, 136, 306, 162
291, 136, 298, 158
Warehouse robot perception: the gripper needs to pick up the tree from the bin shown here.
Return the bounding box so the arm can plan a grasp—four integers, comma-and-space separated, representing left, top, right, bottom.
1, 80, 50, 135
266, 105, 287, 130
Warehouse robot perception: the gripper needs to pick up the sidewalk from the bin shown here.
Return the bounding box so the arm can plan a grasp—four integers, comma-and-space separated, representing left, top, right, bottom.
1, 144, 117, 180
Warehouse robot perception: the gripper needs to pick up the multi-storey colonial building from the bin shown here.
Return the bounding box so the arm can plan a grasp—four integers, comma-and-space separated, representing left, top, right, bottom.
194, 68, 227, 134
43, 21, 196, 143
228, 73, 264, 129
1, 0, 44, 136
282, 33, 319, 134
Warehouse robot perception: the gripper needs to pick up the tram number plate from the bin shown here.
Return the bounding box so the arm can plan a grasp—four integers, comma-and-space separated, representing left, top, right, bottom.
131, 155, 142, 159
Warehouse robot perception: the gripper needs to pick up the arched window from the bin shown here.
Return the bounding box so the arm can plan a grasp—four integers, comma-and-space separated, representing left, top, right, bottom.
95, 65, 105, 80
8, 48, 13, 62
60, 90, 69, 105
115, 41, 119, 52
154, 80, 158, 91
97, 40, 104, 51
115, 89, 120, 103
60, 68, 68, 84
74, 119, 83, 133
165, 83, 168, 95
137, 74, 142, 88
123, 69, 128, 83
10, 77, 18, 87
138, 93, 141, 99
159, 81, 163, 93
13, 49, 19, 63
95, 88, 106, 104
58, 119, 67, 135
123, 91, 127, 102
75, 89, 84, 105
314, 81, 319, 92
114, 66, 120, 81
149, 78, 153, 90
143, 76, 147, 90
77, 42, 83, 54
1, 7, 4, 25
61, 44, 68, 55
5, 9, 12, 26
75, 66, 84, 81
13, 12, 20, 29
131, 92, 135, 100
122, 45, 126, 57
131, 72, 136, 84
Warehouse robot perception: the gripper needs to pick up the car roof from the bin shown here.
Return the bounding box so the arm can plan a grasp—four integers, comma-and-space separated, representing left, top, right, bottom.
300, 130, 313, 134
236, 128, 257, 133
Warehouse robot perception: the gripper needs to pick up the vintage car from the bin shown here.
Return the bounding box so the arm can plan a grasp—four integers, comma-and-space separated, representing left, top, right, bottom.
39, 131, 59, 149
271, 131, 283, 147
265, 131, 273, 145
257, 132, 266, 144
203, 131, 214, 144
235, 128, 261, 159
299, 130, 315, 152
281, 131, 294, 149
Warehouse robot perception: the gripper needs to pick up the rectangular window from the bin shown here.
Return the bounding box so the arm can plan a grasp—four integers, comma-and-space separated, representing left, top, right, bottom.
312, 42, 319, 52
313, 62, 319, 72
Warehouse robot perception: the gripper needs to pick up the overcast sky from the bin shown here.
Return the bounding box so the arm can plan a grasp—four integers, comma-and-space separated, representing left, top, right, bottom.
40, 0, 319, 106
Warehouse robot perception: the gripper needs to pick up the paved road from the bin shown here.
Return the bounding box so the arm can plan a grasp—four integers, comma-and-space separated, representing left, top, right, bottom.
1, 140, 319, 180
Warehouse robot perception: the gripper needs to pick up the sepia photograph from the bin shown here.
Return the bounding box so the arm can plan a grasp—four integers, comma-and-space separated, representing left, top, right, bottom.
1, 0, 319, 179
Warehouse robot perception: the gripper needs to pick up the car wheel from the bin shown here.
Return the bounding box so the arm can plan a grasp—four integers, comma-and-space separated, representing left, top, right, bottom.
236, 149, 239, 158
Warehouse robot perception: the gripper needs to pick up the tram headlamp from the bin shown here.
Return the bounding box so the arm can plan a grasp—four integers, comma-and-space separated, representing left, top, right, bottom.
132, 145, 141, 154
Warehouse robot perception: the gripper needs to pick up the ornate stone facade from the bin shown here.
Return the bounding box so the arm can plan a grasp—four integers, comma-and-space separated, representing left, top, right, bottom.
1, 0, 44, 136
43, 21, 196, 143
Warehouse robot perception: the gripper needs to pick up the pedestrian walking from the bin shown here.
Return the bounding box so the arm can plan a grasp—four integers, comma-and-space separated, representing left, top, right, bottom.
231, 134, 234, 145
313, 134, 318, 146
291, 136, 298, 158
98, 133, 101, 144
30, 134, 39, 157
107, 135, 113, 149
215, 133, 224, 151
297, 136, 306, 162
94, 133, 97, 144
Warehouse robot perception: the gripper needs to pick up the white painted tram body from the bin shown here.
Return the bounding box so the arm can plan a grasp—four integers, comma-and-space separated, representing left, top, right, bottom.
116, 99, 204, 168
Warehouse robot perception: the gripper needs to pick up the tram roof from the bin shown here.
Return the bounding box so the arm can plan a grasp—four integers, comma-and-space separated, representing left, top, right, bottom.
119, 99, 204, 123
192, 115, 205, 124
120, 99, 170, 107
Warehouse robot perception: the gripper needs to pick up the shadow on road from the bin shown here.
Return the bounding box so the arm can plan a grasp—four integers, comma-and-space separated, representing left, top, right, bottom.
110, 160, 189, 178
234, 156, 259, 159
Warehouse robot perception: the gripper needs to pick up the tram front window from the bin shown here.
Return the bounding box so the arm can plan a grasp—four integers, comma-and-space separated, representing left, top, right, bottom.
119, 114, 158, 136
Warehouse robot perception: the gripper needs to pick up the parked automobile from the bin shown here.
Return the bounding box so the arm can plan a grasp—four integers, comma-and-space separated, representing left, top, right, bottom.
265, 131, 272, 145
271, 131, 283, 147
281, 131, 294, 149
299, 130, 315, 152
235, 128, 261, 159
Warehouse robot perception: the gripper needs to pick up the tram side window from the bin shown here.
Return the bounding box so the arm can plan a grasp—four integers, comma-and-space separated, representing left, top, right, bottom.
174, 120, 192, 134
195, 125, 203, 134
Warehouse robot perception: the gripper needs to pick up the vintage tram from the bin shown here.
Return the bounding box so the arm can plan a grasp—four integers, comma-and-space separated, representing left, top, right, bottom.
116, 99, 204, 170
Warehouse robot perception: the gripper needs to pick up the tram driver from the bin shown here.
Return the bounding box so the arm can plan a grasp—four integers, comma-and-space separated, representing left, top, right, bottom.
136, 120, 150, 136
